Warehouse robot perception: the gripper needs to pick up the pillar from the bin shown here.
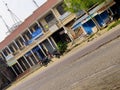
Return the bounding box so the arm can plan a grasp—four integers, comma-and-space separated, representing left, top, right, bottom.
7, 46, 12, 54
108, 8, 114, 15
1, 51, 6, 57
5, 49, 9, 55
4, 50, 9, 56
42, 43, 48, 51
23, 56, 31, 68
13, 41, 19, 49
63, 26, 73, 42
15, 64, 21, 74
28, 56, 35, 66
31, 50, 39, 63
27, 28, 32, 34
38, 44, 47, 56
17, 61, 24, 73
20, 59, 27, 70
18, 39, 24, 47
31, 27, 36, 32
20, 34, 26, 42
51, 8, 73, 42
11, 44, 17, 52
50, 37, 58, 49
36, 21, 45, 34
11, 66, 18, 76
81, 26, 87, 35
47, 38, 55, 50
0, 53, 5, 60
24, 34, 30, 41
51, 9, 60, 24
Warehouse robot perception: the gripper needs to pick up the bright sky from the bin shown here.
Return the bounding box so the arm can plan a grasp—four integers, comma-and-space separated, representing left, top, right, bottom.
0, 0, 47, 42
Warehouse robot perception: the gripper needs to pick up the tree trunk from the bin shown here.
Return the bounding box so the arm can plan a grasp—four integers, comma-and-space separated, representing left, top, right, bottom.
84, 10, 101, 31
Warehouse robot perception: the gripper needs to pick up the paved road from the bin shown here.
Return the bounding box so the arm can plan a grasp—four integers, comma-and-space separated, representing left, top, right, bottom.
7, 36, 120, 90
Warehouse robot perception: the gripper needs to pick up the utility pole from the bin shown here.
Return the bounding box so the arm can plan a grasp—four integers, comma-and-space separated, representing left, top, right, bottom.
33, 0, 39, 8
4, 2, 22, 25
2, 1, 22, 33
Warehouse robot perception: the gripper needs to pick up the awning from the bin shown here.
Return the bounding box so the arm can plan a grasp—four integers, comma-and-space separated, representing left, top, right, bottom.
72, 13, 96, 30
71, 14, 88, 30
72, 22, 82, 30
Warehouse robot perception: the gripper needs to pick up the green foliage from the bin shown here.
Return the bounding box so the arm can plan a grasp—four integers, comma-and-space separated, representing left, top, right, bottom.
108, 20, 120, 31
64, 0, 105, 12
57, 41, 68, 54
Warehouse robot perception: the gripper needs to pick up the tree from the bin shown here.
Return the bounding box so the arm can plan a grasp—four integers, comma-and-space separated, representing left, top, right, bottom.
57, 41, 68, 54
64, 0, 106, 30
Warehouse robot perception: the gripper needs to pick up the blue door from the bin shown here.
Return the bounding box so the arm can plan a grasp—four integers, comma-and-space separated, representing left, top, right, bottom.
82, 20, 95, 35
100, 11, 109, 20
32, 46, 45, 60
100, 11, 109, 24
95, 15, 104, 27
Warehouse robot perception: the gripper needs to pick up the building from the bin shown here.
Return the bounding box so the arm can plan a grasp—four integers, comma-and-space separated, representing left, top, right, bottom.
0, 0, 76, 78
0, 0, 116, 78
72, 0, 116, 38
0, 58, 15, 89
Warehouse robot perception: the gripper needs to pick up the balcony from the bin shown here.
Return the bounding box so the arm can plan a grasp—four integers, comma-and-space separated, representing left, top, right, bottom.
14, 30, 53, 60
43, 18, 58, 31
48, 18, 58, 27
5, 54, 17, 66
49, 24, 59, 33
25, 28, 43, 45
13, 50, 20, 55
59, 12, 71, 21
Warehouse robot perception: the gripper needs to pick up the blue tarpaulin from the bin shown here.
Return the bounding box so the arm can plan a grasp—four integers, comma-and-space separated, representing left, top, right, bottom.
82, 20, 95, 35
72, 14, 95, 30
26, 28, 43, 45
32, 28, 43, 39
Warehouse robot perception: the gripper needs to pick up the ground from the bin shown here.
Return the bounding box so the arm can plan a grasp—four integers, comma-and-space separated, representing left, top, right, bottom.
6, 25, 120, 90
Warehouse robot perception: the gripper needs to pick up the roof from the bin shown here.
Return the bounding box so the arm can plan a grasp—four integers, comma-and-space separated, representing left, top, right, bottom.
0, 0, 61, 50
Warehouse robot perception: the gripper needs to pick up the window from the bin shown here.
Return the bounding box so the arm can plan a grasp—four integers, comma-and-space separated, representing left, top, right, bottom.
57, 3, 66, 15
45, 13, 55, 23
34, 24, 39, 30
3, 50, 7, 56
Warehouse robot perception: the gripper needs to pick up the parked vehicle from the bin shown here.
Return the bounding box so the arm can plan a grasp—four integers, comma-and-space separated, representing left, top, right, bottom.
41, 57, 51, 66
52, 50, 61, 58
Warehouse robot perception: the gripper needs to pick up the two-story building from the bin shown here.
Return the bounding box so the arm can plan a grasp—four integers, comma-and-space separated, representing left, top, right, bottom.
0, 0, 76, 77
72, 0, 116, 38
0, 0, 116, 78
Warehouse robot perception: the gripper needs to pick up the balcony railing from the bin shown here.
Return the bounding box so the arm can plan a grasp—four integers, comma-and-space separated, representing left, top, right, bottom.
49, 24, 59, 33
59, 12, 71, 21
5, 54, 17, 66
43, 18, 58, 31
48, 18, 58, 27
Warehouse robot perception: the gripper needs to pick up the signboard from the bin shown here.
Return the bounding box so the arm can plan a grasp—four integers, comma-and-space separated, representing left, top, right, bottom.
5, 54, 17, 66
5, 54, 14, 61
7, 58, 17, 66
49, 24, 59, 33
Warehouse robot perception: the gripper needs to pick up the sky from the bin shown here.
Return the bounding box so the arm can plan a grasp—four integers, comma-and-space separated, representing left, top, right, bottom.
0, 0, 47, 42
